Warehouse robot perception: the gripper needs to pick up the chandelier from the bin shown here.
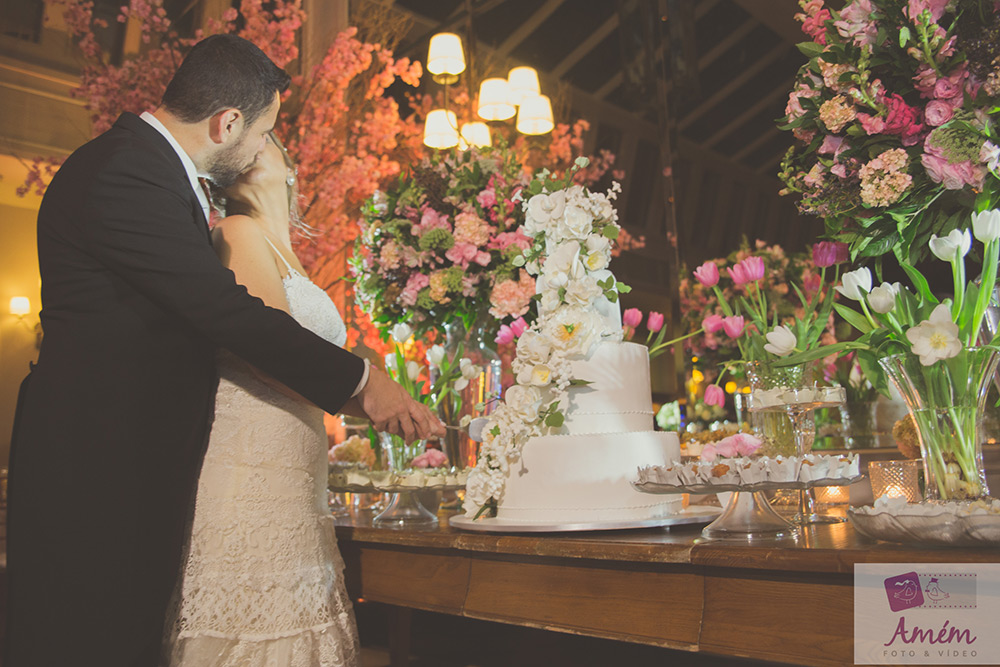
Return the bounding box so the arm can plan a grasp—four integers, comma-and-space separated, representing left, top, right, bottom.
423, 32, 554, 150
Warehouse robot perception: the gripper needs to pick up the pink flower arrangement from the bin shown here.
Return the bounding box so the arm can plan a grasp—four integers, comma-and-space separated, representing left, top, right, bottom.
700, 433, 763, 462
778, 0, 1000, 263
621, 308, 676, 359
411, 447, 447, 469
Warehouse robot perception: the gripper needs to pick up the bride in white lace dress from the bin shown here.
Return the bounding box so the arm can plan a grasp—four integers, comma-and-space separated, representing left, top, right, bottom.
163, 132, 361, 666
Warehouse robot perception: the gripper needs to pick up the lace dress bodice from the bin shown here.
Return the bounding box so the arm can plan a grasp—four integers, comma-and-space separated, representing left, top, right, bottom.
165, 242, 359, 667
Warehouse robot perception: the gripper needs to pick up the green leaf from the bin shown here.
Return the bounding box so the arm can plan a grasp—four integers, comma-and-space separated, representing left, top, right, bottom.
899, 262, 938, 306
898, 25, 910, 46
512, 254, 526, 267
616, 282, 632, 294
568, 379, 593, 387
796, 41, 825, 58
544, 411, 564, 428
834, 303, 873, 334
603, 225, 620, 240
605, 290, 619, 303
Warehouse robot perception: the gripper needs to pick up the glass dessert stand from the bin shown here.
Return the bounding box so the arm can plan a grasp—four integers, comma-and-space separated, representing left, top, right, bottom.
747, 385, 847, 525
328, 466, 467, 528
633, 476, 863, 541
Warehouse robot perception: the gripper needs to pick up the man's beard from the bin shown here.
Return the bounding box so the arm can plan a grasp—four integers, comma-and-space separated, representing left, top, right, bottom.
206, 137, 256, 188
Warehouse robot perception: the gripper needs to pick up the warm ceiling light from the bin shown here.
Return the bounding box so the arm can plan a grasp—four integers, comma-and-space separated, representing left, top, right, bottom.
515, 94, 554, 135
427, 33, 465, 84
459, 122, 492, 149
477, 78, 515, 121
423, 109, 459, 149
507, 66, 540, 106
9, 296, 30, 317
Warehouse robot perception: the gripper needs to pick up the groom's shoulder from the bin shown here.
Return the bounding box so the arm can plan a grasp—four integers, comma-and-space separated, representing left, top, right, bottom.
61, 113, 183, 182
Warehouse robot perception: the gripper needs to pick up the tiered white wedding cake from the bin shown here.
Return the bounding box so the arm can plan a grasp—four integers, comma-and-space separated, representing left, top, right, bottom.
464, 165, 680, 522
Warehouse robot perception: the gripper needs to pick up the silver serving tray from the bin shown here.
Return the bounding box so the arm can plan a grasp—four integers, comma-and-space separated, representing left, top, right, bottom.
848, 505, 1000, 546
632, 474, 865, 495
448, 506, 721, 533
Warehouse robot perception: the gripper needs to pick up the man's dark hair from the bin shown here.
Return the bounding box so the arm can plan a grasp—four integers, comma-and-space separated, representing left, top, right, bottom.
162, 34, 290, 128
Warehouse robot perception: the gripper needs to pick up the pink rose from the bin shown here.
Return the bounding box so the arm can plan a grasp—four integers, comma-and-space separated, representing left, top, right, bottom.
702, 314, 724, 334
623, 308, 642, 328
693, 261, 719, 287
715, 436, 738, 458
704, 385, 725, 408
722, 316, 745, 338
733, 433, 763, 457
924, 99, 954, 126
647, 312, 664, 333
700, 443, 718, 462
883, 94, 923, 141
933, 76, 962, 100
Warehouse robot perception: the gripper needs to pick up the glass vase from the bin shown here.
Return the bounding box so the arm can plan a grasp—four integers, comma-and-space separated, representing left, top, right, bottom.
838, 401, 879, 449
436, 318, 503, 471
879, 347, 998, 501
744, 361, 814, 458
374, 432, 436, 527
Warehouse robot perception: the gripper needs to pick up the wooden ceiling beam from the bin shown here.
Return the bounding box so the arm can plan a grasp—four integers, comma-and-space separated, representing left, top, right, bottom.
496, 0, 566, 57
702, 76, 793, 149
551, 14, 619, 78
731, 125, 782, 163
730, 0, 805, 45
678, 43, 788, 131
697, 18, 757, 71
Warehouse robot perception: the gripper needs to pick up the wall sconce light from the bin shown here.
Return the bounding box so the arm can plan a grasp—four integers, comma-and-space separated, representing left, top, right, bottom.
9, 296, 30, 318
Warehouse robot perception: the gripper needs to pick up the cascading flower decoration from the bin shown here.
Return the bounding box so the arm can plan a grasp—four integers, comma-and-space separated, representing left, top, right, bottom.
778, 0, 1000, 264
351, 143, 533, 341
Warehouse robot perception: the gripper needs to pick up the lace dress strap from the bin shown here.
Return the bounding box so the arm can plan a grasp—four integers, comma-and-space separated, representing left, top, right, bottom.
261, 235, 297, 276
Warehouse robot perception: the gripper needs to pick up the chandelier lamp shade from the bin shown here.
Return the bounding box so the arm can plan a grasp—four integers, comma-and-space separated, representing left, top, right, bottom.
459, 121, 492, 149
516, 94, 554, 135
426, 32, 466, 84
423, 31, 552, 149
476, 78, 516, 121
506, 66, 540, 105
423, 109, 460, 149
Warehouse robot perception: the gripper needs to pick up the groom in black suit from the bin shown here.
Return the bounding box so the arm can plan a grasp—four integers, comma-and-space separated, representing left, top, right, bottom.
5, 35, 442, 666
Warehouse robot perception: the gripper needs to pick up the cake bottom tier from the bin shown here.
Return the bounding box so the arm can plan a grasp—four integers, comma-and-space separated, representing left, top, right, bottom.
496, 431, 682, 523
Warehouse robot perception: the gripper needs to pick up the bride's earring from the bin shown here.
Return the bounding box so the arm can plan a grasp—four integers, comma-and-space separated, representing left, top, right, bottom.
286, 171, 296, 187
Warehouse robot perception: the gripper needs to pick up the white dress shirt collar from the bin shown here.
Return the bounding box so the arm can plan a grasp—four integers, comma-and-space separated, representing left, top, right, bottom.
140, 111, 211, 224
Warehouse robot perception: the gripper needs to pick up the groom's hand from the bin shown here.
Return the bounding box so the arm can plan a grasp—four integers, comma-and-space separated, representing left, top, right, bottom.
357, 367, 446, 443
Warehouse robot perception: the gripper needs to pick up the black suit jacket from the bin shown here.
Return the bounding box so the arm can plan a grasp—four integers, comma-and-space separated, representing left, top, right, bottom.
5, 113, 364, 666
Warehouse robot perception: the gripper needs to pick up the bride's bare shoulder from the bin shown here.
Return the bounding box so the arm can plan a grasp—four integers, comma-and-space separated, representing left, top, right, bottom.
211, 215, 265, 247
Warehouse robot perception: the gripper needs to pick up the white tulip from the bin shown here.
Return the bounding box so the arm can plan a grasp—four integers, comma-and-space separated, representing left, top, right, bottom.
971, 209, 1000, 244
835, 267, 872, 301
928, 228, 972, 263
763, 325, 797, 356
405, 360, 421, 381
906, 304, 962, 366
390, 322, 413, 343
426, 344, 446, 368
867, 282, 899, 314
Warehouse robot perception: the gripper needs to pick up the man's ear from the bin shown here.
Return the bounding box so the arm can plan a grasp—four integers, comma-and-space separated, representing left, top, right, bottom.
208, 108, 243, 145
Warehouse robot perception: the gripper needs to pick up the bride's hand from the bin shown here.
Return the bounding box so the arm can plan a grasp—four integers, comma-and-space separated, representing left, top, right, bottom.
356, 368, 445, 442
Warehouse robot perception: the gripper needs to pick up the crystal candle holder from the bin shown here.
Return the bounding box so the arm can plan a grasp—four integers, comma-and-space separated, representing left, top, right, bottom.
868, 459, 922, 503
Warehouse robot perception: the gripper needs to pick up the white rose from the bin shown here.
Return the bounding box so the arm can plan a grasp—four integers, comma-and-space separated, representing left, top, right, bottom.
546, 241, 583, 273
563, 276, 602, 307
526, 190, 566, 226
516, 331, 551, 365
539, 289, 561, 312
390, 322, 413, 343
516, 363, 552, 387
585, 233, 611, 255
584, 251, 608, 272
426, 344, 446, 368
559, 205, 594, 240
505, 385, 542, 423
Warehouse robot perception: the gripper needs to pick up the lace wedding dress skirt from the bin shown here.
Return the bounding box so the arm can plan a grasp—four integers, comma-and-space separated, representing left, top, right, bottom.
164, 263, 360, 667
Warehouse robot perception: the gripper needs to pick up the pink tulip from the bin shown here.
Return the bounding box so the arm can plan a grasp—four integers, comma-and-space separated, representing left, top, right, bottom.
693, 261, 719, 287
704, 384, 725, 407
647, 311, 664, 333
702, 314, 724, 333
715, 436, 738, 458
722, 315, 745, 338
700, 443, 718, 462
728, 262, 750, 285
510, 317, 528, 337
495, 325, 514, 345
623, 308, 642, 328
741, 256, 765, 282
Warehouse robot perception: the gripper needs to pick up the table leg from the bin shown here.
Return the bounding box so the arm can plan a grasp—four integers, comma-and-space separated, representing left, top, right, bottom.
388, 606, 412, 667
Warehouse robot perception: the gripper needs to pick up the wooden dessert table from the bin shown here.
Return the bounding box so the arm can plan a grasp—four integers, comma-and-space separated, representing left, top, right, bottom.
334, 510, 999, 667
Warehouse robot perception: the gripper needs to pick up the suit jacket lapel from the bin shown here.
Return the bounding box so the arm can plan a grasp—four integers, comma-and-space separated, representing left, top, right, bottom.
113, 113, 213, 245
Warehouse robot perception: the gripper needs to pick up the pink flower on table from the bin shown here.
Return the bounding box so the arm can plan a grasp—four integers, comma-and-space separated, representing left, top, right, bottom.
733, 433, 763, 457
924, 100, 954, 127
800, 8, 832, 44
693, 261, 719, 287
913, 65, 939, 98
446, 242, 490, 269
812, 241, 849, 268
905, 0, 949, 23
476, 188, 497, 209
933, 74, 963, 100
722, 316, 745, 338
833, 0, 877, 47
510, 317, 529, 338
411, 448, 447, 469
647, 312, 665, 333
785, 83, 820, 120
453, 209, 492, 246
922, 136, 986, 190
489, 230, 532, 252
715, 436, 738, 458
700, 443, 718, 462
704, 384, 725, 408
729, 256, 765, 286
856, 112, 885, 135
414, 207, 451, 236
400, 273, 430, 307
702, 314, 724, 334
623, 308, 643, 328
